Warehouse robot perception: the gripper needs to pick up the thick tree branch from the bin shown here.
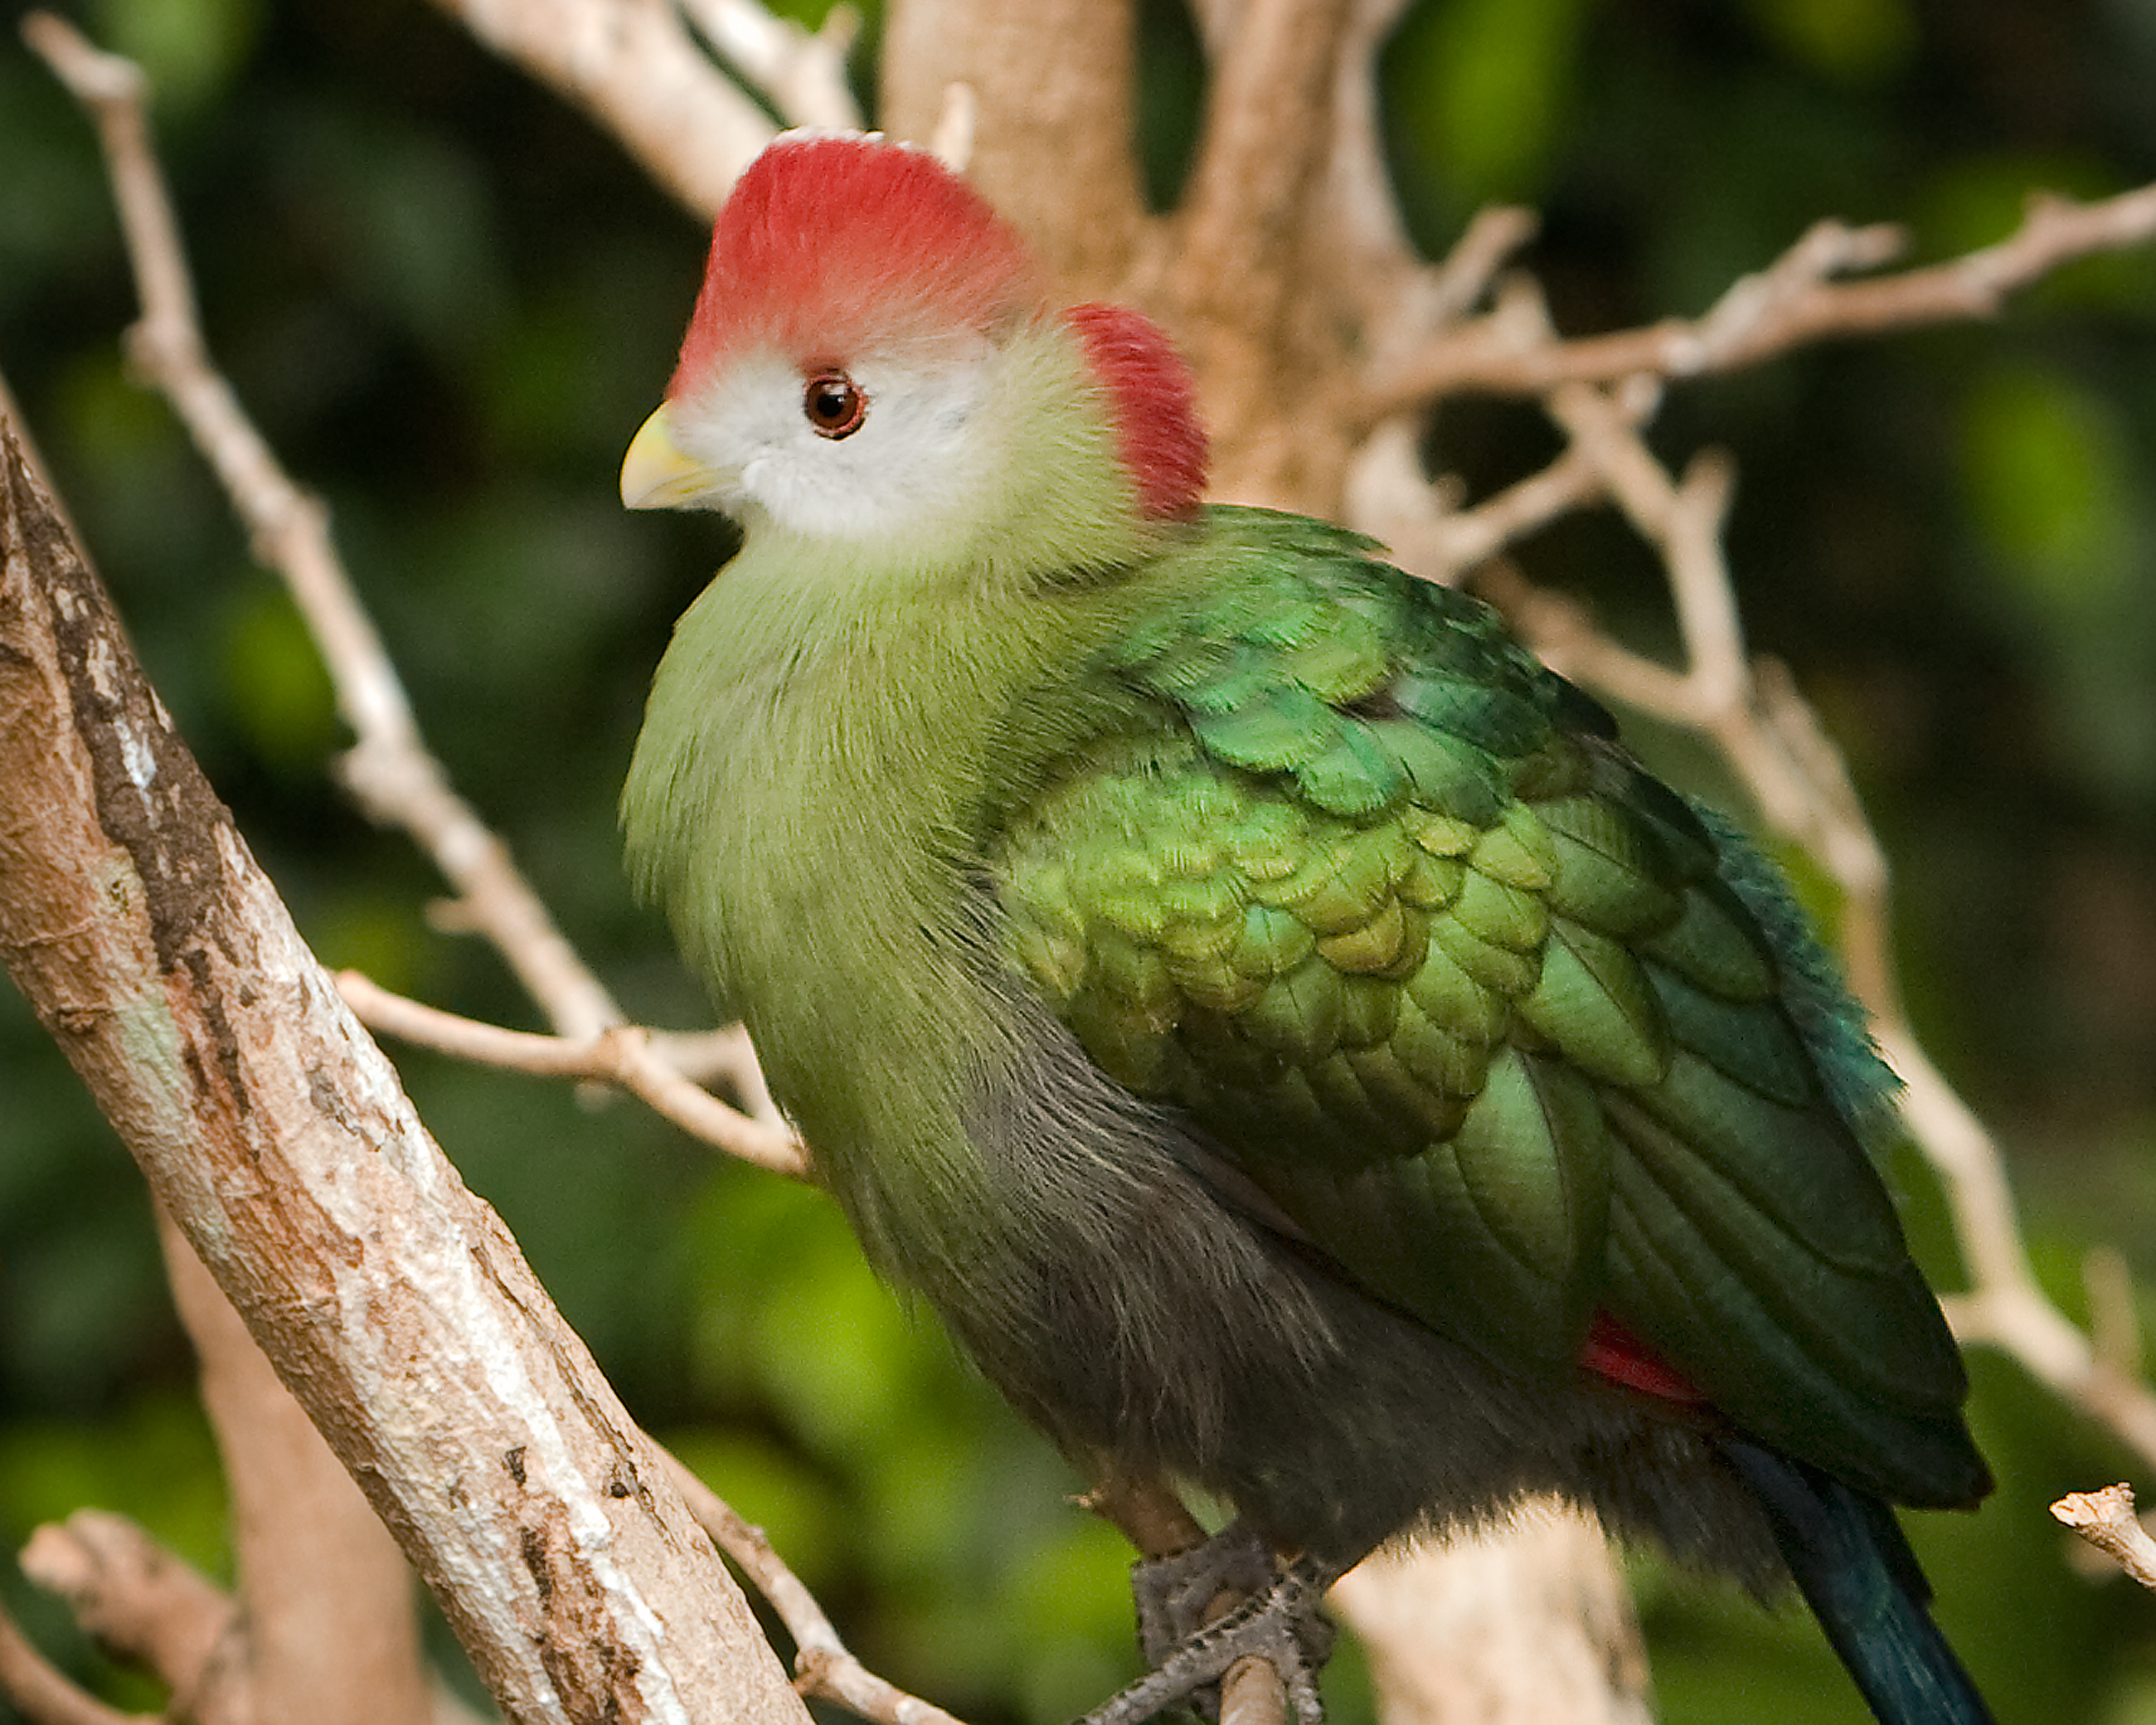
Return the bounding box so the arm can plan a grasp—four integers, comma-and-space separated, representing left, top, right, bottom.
1153, 0, 1356, 508
881, 0, 1147, 295
0, 413, 807, 1725
1170, 0, 1346, 311
158, 1212, 434, 1725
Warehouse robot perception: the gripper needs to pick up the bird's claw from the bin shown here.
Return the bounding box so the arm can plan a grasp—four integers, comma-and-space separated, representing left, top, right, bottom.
1130, 1523, 1279, 1669
1084, 1528, 1335, 1725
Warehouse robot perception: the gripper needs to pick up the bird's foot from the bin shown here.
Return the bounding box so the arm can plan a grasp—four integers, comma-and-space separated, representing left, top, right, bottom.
1129, 1522, 1277, 1669
1085, 1528, 1336, 1725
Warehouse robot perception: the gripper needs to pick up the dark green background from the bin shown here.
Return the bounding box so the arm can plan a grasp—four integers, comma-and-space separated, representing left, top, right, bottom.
2, 1, 2154, 1720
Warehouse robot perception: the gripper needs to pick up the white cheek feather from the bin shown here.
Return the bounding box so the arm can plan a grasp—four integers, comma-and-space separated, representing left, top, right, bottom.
675, 345, 1004, 545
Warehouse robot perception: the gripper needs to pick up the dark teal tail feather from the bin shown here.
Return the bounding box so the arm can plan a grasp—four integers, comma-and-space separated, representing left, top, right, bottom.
1725, 1441, 1993, 1725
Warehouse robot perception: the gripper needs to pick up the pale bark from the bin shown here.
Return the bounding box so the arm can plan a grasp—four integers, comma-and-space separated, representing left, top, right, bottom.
1331, 1514, 1655, 1725
158, 1212, 434, 1725
0, 410, 806, 1725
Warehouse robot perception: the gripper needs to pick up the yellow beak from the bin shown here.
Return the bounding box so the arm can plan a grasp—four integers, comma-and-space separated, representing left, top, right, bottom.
620, 405, 724, 510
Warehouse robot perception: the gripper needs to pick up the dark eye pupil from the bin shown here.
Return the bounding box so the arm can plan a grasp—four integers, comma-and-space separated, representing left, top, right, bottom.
804, 372, 866, 439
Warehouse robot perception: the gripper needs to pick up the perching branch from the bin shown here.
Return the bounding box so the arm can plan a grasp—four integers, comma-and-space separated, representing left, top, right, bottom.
1080, 1473, 1294, 1725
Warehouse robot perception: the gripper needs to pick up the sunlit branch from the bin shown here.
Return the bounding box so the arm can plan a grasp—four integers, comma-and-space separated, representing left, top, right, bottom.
1369, 184, 2156, 410
2053, 1484, 2156, 1591
339, 974, 803, 1176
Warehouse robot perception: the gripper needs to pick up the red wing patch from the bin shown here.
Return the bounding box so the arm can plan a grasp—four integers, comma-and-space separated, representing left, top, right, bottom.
1580, 1310, 1707, 1405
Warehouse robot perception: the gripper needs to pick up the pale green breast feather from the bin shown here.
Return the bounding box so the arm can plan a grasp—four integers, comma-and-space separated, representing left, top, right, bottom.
619, 484, 1207, 1271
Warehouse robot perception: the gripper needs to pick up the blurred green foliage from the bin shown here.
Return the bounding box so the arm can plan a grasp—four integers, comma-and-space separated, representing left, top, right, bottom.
2, 1, 2155, 1721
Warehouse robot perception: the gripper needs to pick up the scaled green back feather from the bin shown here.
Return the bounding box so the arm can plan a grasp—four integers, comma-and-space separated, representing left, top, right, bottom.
992, 508, 1970, 1505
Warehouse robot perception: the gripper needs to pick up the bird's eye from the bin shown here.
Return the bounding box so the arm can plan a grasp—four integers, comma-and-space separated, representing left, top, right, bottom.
802, 371, 867, 440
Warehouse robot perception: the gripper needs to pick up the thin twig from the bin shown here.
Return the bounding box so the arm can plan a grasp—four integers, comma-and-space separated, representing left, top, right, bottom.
658, 1452, 969, 1725
338, 974, 803, 1176
0, 1591, 155, 1725
24, 9, 619, 1042
18, 1512, 240, 1712
2052, 1485, 2156, 1591
2086, 1247, 2144, 1383
1348, 418, 1603, 589
25, 7, 787, 1164
1369, 182, 2156, 410
1419, 204, 1540, 330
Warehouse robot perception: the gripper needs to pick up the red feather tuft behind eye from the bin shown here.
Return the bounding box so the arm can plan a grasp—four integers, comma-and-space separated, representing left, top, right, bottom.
1066, 304, 1209, 521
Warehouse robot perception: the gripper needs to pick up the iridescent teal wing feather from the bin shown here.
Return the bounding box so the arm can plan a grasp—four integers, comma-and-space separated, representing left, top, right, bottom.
992, 507, 1976, 1504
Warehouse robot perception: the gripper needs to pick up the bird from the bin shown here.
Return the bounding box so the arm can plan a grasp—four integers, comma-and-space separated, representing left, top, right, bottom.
619, 129, 1994, 1725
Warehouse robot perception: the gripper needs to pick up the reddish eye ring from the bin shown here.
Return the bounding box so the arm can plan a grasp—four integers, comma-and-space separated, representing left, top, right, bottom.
802, 370, 867, 439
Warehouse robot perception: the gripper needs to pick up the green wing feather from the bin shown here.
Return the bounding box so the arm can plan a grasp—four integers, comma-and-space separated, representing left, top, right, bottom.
991, 507, 1972, 1504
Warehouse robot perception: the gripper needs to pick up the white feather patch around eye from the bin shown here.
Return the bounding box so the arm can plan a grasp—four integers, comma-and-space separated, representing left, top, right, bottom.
670, 342, 1003, 543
